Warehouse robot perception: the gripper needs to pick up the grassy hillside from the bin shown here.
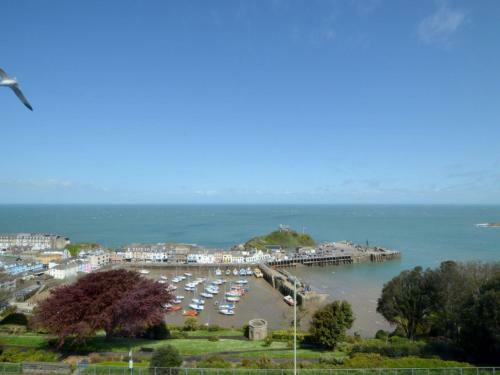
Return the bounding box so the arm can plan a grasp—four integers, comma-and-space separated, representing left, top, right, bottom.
66, 243, 100, 257
244, 229, 315, 250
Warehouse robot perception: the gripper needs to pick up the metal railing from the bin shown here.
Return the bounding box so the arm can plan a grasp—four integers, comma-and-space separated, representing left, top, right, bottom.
74, 367, 499, 375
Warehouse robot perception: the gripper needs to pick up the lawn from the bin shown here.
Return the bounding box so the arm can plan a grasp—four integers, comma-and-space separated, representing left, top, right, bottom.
233, 349, 345, 360
184, 329, 243, 338
0, 335, 51, 349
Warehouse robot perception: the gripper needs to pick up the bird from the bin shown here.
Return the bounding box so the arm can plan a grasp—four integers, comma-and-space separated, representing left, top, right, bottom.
0, 67, 33, 111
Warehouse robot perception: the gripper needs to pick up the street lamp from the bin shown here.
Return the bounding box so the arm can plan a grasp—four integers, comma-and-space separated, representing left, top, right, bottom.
293, 278, 297, 375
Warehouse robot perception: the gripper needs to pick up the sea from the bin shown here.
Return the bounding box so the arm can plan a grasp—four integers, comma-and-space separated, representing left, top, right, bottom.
1, 204, 499, 335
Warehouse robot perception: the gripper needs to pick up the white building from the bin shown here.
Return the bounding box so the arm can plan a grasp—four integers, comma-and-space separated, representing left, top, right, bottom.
0, 233, 69, 251
80, 250, 111, 269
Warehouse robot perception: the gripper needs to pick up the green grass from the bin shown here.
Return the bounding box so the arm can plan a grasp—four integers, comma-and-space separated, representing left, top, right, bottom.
184, 330, 243, 338
0, 335, 51, 349
234, 349, 344, 360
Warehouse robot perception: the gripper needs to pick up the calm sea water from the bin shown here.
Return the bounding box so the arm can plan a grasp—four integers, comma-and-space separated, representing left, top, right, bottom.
1, 204, 498, 335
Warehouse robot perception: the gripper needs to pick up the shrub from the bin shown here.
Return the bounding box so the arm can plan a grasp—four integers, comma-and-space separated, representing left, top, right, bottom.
242, 324, 250, 338
263, 335, 273, 347
0, 313, 28, 326
149, 345, 183, 374
208, 336, 219, 342
141, 323, 171, 340
375, 330, 390, 341
309, 301, 354, 349
319, 354, 344, 366
341, 353, 471, 368
0, 348, 59, 363
170, 331, 188, 339
207, 324, 221, 332
351, 338, 425, 358
197, 355, 232, 368
183, 317, 199, 332
256, 355, 276, 369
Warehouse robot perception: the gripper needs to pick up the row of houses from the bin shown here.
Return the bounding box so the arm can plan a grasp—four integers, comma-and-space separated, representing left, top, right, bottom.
0, 233, 70, 251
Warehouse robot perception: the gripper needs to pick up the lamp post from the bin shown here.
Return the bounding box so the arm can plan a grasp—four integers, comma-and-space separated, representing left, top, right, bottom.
293, 278, 297, 375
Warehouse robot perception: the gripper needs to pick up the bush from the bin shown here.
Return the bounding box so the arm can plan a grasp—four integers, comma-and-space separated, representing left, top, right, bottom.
351, 338, 425, 358
208, 336, 219, 342
197, 355, 232, 368
207, 324, 221, 332
0, 348, 59, 363
375, 330, 390, 341
0, 313, 28, 326
242, 324, 250, 338
318, 354, 344, 366
340, 353, 471, 368
263, 335, 273, 347
270, 329, 309, 342
141, 323, 171, 340
183, 317, 199, 332
149, 345, 183, 374
170, 331, 188, 339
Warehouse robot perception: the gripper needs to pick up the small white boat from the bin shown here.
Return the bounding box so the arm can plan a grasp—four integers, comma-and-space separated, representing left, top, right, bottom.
206, 287, 219, 294
189, 303, 204, 311
172, 278, 180, 283
167, 285, 177, 291
226, 296, 240, 302
215, 268, 222, 276
192, 298, 205, 305
201, 292, 214, 298
158, 280, 167, 284
225, 291, 240, 297
173, 299, 182, 304
225, 269, 231, 276
219, 308, 235, 315
184, 272, 192, 277
246, 268, 252, 275
185, 286, 195, 291
176, 295, 185, 300
139, 269, 150, 275
163, 303, 173, 309
236, 279, 248, 285
239, 269, 247, 276
219, 303, 236, 310
160, 276, 168, 280
284, 295, 295, 306
232, 268, 239, 276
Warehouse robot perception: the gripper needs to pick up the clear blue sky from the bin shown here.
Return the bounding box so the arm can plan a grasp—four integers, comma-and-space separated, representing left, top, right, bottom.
1, 0, 499, 204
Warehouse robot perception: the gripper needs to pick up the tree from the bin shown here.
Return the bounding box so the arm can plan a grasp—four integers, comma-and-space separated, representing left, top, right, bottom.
182, 317, 198, 331
309, 301, 354, 349
377, 267, 432, 340
149, 345, 183, 374
34, 269, 172, 346
459, 274, 500, 364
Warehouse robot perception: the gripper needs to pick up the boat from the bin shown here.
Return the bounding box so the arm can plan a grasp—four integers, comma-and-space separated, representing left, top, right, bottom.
192, 298, 205, 305
225, 291, 240, 297
167, 285, 177, 291
139, 269, 150, 275
225, 269, 231, 276
205, 287, 219, 294
176, 295, 185, 300
215, 268, 222, 276
226, 296, 240, 302
201, 292, 214, 298
184, 272, 193, 277
160, 276, 168, 280
232, 268, 239, 276
163, 303, 173, 309
182, 310, 198, 316
246, 268, 252, 276
185, 286, 195, 291
158, 280, 166, 284
219, 303, 236, 310
239, 268, 247, 276
189, 303, 204, 311
219, 308, 235, 315
167, 305, 181, 312
236, 279, 248, 285
173, 299, 182, 304
284, 295, 295, 306
476, 223, 500, 228
254, 268, 263, 278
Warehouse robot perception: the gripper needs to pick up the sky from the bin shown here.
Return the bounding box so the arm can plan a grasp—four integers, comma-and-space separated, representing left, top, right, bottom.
1, 0, 499, 204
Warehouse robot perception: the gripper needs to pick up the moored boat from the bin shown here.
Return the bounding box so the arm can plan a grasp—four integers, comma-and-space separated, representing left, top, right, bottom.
284, 295, 295, 306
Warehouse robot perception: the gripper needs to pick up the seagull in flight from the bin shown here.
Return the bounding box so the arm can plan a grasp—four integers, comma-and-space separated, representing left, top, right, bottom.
0, 68, 33, 111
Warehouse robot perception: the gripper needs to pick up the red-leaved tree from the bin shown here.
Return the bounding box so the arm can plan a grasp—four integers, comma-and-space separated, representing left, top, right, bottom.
34, 269, 172, 346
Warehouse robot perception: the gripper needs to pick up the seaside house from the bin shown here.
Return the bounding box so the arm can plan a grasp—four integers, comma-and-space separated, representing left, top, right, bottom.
0, 258, 44, 276
47, 259, 91, 279
0, 233, 69, 251
80, 249, 111, 269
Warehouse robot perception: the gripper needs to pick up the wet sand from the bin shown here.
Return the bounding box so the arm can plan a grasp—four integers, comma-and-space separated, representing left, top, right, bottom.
129, 266, 295, 330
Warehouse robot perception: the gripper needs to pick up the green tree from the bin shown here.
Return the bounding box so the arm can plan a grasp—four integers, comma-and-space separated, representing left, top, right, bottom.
149, 345, 183, 374
459, 274, 500, 364
183, 317, 199, 331
377, 266, 432, 340
309, 301, 354, 349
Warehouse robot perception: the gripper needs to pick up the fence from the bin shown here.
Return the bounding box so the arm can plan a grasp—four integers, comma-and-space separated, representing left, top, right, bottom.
74, 368, 499, 375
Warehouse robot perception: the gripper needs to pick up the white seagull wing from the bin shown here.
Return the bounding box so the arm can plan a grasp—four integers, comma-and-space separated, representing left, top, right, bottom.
0, 68, 8, 79
11, 85, 33, 111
